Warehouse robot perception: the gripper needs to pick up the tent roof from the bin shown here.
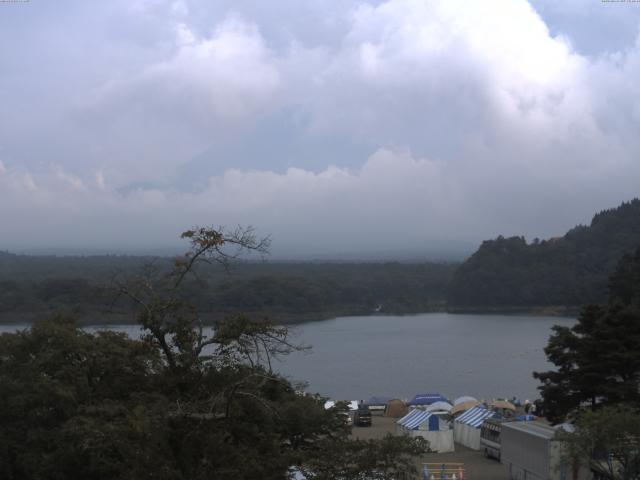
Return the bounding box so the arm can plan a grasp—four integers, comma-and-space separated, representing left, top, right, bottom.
451, 400, 481, 415
426, 401, 453, 412
455, 406, 495, 428
407, 393, 447, 406
384, 399, 408, 418
453, 395, 478, 405
397, 409, 435, 430
490, 399, 516, 411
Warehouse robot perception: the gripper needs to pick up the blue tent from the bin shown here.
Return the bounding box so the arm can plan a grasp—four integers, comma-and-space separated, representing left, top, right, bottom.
407, 393, 448, 406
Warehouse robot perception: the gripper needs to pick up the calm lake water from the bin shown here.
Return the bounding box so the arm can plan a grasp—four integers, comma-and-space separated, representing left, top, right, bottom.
0, 313, 574, 403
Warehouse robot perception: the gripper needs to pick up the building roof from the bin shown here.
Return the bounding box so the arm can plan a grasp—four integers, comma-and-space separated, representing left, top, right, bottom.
454, 406, 495, 428
502, 421, 557, 439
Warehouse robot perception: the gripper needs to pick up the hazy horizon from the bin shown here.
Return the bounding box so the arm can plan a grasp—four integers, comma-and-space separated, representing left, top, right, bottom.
3, 239, 475, 262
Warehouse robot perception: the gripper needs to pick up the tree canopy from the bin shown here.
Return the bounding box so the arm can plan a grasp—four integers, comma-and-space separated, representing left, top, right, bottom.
558, 406, 640, 480
449, 199, 640, 310
0, 226, 428, 479
533, 247, 640, 423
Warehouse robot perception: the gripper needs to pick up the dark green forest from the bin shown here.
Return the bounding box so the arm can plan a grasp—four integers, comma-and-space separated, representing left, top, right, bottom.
0, 253, 456, 324
448, 199, 640, 311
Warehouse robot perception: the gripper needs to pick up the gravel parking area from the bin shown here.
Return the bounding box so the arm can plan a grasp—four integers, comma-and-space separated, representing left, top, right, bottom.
350, 416, 508, 480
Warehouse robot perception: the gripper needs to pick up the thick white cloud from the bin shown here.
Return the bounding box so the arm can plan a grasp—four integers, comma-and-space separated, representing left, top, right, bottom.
75, 16, 281, 182
0, 142, 636, 256
0, 0, 639, 256
93, 17, 281, 121
0, 150, 465, 254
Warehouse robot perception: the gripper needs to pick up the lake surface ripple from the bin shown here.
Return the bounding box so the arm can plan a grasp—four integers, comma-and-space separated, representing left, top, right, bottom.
278, 313, 574, 402
0, 313, 574, 402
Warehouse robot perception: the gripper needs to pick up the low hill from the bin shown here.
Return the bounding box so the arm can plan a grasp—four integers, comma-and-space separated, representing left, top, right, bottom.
447, 199, 640, 311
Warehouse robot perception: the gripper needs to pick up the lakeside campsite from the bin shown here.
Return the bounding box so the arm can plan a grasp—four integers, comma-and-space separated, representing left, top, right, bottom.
332, 394, 586, 480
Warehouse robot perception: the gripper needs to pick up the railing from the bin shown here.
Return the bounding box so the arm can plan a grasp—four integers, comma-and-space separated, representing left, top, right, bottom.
421, 462, 465, 479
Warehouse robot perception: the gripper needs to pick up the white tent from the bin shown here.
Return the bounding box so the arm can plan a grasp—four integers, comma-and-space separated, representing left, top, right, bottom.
426, 401, 453, 413
453, 406, 495, 450
453, 395, 478, 405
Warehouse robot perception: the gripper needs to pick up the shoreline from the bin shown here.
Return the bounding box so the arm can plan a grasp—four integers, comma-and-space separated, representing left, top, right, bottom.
0, 305, 578, 327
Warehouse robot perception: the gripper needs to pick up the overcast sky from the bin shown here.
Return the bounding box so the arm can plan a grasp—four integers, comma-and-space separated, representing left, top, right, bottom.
1, 0, 639, 258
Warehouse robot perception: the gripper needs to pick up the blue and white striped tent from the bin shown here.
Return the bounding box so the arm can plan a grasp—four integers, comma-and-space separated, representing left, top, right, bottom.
454, 406, 495, 450
397, 409, 439, 431
455, 406, 495, 427
397, 409, 454, 452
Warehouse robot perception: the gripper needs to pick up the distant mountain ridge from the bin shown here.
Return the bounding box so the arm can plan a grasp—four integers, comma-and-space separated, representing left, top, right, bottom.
448, 199, 640, 310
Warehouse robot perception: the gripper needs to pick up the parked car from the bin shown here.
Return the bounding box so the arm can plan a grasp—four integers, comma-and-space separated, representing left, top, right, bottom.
353, 405, 372, 427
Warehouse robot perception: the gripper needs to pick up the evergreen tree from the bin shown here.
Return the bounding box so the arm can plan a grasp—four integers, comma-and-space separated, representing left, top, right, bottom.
534, 248, 640, 423
449, 198, 640, 309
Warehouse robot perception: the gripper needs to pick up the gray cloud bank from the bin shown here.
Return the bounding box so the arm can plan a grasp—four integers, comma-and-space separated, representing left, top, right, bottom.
1, 0, 639, 258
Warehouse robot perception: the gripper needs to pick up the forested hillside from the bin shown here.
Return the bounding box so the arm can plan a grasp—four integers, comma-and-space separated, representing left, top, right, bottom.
3, 199, 638, 322
0, 254, 456, 324
448, 199, 640, 310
